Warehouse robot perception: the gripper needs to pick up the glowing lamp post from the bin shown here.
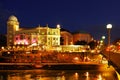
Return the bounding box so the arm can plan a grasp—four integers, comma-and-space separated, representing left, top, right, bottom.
102, 36, 105, 40
57, 24, 61, 29
106, 24, 112, 46
106, 24, 112, 67
101, 36, 105, 45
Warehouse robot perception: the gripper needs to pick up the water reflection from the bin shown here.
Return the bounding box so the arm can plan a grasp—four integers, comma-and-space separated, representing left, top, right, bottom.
0, 69, 118, 80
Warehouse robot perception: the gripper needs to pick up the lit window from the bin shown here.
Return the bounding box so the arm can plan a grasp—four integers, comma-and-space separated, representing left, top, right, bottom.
9, 40, 12, 42
9, 31, 12, 33
42, 32, 44, 34
9, 35, 12, 38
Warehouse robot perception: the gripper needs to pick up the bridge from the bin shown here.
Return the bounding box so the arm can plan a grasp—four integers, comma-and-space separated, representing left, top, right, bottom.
0, 61, 104, 66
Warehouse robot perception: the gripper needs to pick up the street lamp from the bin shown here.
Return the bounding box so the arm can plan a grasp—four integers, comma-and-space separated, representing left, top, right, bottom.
100, 36, 106, 48
106, 24, 112, 67
102, 36, 105, 40
106, 24, 112, 46
57, 24, 60, 28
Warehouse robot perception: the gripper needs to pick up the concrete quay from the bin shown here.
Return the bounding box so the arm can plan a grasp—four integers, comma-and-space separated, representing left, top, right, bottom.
0, 62, 112, 71
101, 51, 120, 74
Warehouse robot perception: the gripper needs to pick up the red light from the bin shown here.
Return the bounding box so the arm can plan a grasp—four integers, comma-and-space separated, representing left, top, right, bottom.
106, 47, 110, 51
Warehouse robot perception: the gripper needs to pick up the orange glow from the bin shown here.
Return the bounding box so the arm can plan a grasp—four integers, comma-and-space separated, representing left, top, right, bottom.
74, 72, 79, 79
74, 57, 79, 61
85, 72, 89, 77
106, 47, 110, 51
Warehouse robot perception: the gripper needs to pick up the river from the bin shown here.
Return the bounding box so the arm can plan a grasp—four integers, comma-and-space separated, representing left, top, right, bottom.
0, 68, 119, 80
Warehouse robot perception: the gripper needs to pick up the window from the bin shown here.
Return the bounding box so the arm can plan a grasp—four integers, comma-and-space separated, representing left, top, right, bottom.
20, 35, 25, 40
48, 38, 50, 40
42, 32, 44, 35
9, 40, 12, 42
48, 32, 50, 34
53, 32, 56, 34
9, 35, 12, 38
53, 38, 55, 40
9, 31, 12, 33
48, 42, 50, 45
16, 37, 18, 40
28, 37, 30, 40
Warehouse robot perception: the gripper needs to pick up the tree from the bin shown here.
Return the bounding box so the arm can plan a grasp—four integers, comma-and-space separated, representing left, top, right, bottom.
0, 34, 7, 47
74, 40, 87, 45
88, 40, 97, 49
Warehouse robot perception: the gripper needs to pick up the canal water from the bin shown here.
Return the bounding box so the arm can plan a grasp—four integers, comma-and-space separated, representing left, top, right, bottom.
0, 69, 119, 80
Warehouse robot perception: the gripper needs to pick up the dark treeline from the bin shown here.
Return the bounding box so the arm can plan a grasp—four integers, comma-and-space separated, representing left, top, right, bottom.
0, 34, 7, 47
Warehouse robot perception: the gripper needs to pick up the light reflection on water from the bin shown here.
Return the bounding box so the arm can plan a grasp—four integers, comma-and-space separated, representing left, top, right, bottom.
0, 69, 118, 80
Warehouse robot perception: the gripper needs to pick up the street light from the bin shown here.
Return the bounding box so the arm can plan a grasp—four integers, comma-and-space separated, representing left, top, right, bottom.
100, 36, 105, 48
102, 36, 105, 40
57, 24, 60, 28
106, 24, 112, 46
106, 24, 112, 67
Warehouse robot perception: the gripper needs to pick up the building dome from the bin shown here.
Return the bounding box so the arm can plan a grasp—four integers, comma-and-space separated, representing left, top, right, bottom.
8, 15, 18, 21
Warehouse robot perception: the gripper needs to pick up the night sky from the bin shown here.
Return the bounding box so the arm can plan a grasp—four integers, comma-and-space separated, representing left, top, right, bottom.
1, 0, 120, 42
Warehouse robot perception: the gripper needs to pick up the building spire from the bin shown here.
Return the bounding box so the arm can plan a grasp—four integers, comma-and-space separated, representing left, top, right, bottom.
38, 24, 40, 27
46, 24, 48, 27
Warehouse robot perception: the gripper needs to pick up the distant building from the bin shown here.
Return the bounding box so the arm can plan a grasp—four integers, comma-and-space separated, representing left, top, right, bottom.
60, 28, 73, 45
73, 31, 93, 44
60, 29, 93, 45
7, 15, 60, 50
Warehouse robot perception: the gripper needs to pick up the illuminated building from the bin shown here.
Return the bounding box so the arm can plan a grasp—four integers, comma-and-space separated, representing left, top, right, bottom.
60, 28, 73, 45
7, 15, 60, 49
60, 30, 93, 45
60, 30, 93, 52
73, 31, 93, 44
7, 15, 93, 52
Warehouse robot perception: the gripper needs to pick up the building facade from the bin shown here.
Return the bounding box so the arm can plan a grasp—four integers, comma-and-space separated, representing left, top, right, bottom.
73, 32, 93, 44
60, 30, 73, 45
7, 15, 60, 50
7, 15, 93, 52
60, 30, 93, 45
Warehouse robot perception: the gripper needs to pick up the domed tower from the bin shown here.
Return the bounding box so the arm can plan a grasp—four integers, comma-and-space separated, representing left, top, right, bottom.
7, 15, 19, 46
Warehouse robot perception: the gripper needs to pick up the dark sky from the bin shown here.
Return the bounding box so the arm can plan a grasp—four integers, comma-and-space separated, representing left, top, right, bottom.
1, 0, 120, 42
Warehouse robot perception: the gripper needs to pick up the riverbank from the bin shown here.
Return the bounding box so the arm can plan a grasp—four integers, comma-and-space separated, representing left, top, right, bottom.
0, 62, 113, 71
101, 51, 120, 74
